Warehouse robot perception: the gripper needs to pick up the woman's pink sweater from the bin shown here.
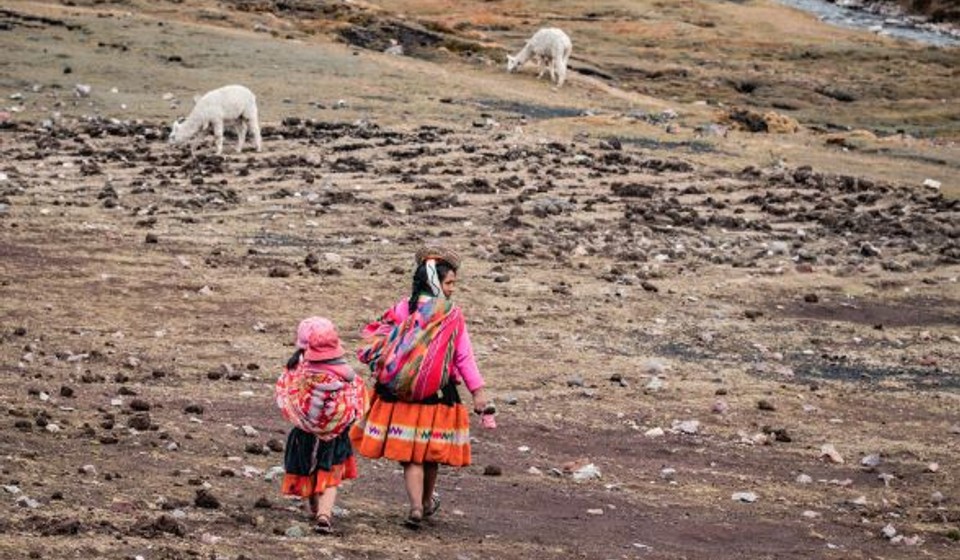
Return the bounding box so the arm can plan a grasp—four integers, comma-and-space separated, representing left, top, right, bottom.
387, 299, 485, 393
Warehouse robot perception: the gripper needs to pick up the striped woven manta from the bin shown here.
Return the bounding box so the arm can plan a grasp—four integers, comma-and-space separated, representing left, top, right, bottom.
357, 297, 463, 402
275, 360, 366, 440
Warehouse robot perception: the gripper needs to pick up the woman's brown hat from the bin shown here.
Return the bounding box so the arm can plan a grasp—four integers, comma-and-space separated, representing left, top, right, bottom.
415, 245, 461, 270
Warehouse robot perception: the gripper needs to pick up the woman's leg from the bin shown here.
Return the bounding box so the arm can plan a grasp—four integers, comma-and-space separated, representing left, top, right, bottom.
422, 462, 439, 511
402, 462, 425, 518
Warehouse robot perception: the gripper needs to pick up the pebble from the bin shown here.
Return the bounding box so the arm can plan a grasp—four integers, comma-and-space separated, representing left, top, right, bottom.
566, 375, 584, 388
645, 376, 664, 392
731, 491, 758, 503
881, 523, 897, 539
527, 466, 543, 476
241, 425, 259, 437
922, 178, 941, 190
644, 427, 665, 438
673, 419, 700, 435
79, 464, 97, 476
861, 453, 882, 468
819, 443, 844, 464
659, 468, 676, 480
796, 473, 813, 484
45, 423, 61, 433
16, 496, 40, 509
930, 491, 945, 504
711, 399, 729, 414
572, 463, 601, 481
801, 510, 820, 519
3, 485, 21, 495
926, 462, 940, 473
201, 533, 221, 545
284, 525, 305, 538
264, 466, 285, 482
586, 508, 604, 515
483, 465, 503, 476
641, 359, 666, 375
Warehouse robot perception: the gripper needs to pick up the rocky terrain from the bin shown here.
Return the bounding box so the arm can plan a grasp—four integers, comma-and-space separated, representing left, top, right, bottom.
1, 1, 958, 559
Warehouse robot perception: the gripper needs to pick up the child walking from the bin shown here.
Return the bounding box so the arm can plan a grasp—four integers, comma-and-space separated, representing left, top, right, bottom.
275, 317, 367, 534
351, 245, 491, 528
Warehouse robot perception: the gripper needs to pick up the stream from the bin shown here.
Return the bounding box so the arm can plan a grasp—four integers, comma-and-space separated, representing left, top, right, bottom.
775, 0, 960, 47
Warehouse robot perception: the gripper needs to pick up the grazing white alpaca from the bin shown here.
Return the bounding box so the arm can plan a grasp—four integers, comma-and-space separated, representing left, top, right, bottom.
506, 28, 572, 88
169, 85, 262, 155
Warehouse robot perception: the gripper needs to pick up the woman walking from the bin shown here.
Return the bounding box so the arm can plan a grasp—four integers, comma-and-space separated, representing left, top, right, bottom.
351, 245, 489, 528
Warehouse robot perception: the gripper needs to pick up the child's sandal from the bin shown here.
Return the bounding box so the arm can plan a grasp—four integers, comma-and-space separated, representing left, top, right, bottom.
314, 513, 334, 535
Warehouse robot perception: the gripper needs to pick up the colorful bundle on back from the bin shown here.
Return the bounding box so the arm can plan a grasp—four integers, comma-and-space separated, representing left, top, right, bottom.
275, 361, 367, 441
358, 298, 463, 402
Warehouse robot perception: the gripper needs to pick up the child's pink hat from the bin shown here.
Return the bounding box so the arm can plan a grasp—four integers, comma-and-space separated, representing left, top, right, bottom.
296, 317, 345, 362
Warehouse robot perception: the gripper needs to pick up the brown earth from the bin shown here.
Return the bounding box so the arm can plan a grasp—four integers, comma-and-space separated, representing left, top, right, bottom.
1, 1, 959, 559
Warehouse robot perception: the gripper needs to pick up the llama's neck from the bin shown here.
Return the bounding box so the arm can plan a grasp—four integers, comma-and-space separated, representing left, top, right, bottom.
515, 43, 535, 64
179, 112, 206, 137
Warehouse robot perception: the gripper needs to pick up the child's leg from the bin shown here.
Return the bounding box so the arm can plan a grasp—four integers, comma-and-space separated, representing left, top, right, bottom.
315, 486, 338, 517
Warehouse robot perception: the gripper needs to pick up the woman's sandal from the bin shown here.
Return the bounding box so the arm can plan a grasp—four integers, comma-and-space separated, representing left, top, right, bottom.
404, 507, 424, 529
422, 492, 441, 519
314, 513, 334, 535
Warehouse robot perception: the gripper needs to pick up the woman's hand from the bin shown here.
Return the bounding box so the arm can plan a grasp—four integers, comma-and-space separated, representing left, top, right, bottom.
471, 387, 488, 414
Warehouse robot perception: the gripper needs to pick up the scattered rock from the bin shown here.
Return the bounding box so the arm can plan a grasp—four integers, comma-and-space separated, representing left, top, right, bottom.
483, 465, 503, 476
756, 399, 776, 411
860, 453, 882, 468
129, 399, 151, 412
860, 242, 881, 257
127, 413, 151, 431
284, 525, 305, 538
672, 419, 700, 435
183, 404, 204, 415
245, 442, 265, 455
194, 489, 220, 509
572, 463, 602, 481
820, 443, 844, 464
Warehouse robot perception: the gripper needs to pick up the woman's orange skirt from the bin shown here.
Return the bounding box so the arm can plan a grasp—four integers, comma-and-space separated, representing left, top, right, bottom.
350, 394, 471, 467
281, 455, 358, 498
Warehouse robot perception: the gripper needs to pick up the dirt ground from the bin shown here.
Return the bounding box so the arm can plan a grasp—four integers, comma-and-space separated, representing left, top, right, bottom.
1, 1, 959, 559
